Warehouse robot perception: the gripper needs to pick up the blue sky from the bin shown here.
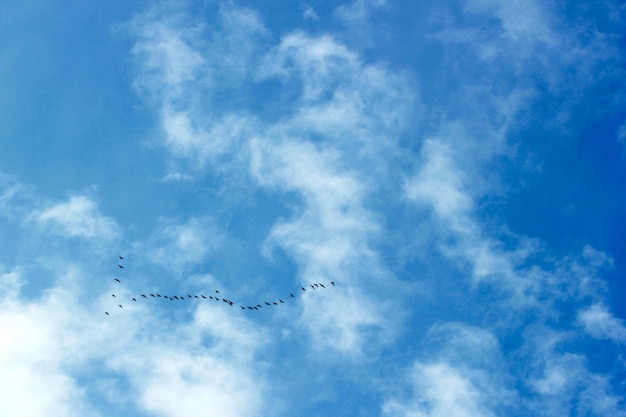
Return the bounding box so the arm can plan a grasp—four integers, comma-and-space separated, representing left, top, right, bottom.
1, 1, 625, 416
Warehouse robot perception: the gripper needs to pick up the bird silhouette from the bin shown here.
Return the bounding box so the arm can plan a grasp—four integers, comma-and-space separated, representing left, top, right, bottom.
141, 294, 147, 298
320, 284, 325, 288
114, 278, 121, 283
310, 285, 315, 290
105, 312, 109, 315
119, 255, 124, 260
201, 295, 207, 299
290, 293, 295, 297
265, 302, 271, 306
118, 305, 123, 309
112, 294, 116, 298
150, 294, 155, 297
331, 281, 335, 286
215, 290, 220, 293
132, 298, 137, 302
118, 265, 124, 269
301, 287, 306, 291
279, 299, 284, 303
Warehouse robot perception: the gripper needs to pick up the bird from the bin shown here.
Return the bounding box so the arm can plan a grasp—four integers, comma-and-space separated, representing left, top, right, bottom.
215, 298, 220, 301
256, 304, 262, 308
241, 306, 245, 310
157, 294, 161, 297
118, 264, 124, 269
290, 293, 295, 297
279, 299, 284, 303
195, 295, 199, 299
310, 285, 315, 290
118, 305, 123, 309
209, 296, 214, 299
141, 294, 147, 298
112, 294, 116, 298
314, 284, 319, 288
132, 298, 137, 302
105, 312, 109, 315
119, 255, 124, 260
273, 302, 278, 305
114, 278, 121, 283
150, 294, 155, 297
265, 302, 271, 306
201, 295, 207, 299
331, 281, 335, 286
301, 287, 306, 291
320, 284, 325, 288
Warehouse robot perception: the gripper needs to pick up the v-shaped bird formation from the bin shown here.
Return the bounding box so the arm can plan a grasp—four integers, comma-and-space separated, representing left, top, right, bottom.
105, 255, 336, 316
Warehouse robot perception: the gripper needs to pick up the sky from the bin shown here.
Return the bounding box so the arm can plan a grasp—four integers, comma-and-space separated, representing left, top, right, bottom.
1, 0, 626, 416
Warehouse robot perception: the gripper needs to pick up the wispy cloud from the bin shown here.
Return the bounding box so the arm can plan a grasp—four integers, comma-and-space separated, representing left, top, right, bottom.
30, 195, 120, 240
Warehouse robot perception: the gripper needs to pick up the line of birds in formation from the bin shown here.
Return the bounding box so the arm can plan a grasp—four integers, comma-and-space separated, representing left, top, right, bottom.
105, 256, 335, 316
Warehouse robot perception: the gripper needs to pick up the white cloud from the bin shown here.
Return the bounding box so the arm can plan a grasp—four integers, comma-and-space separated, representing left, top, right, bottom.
578, 303, 626, 343
383, 324, 511, 417
31, 195, 120, 240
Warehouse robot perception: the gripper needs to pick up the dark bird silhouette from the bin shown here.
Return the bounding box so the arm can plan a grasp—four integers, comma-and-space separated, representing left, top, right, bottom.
320, 284, 325, 288
195, 295, 199, 299
247, 307, 253, 310
331, 281, 335, 286
150, 294, 155, 298
132, 298, 137, 302
201, 295, 207, 299
301, 287, 306, 291
119, 255, 124, 260
112, 294, 116, 298
215, 298, 220, 301
314, 284, 319, 288
141, 294, 147, 298
253, 306, 259, 310
310, 285, 315, 290
279, 299, 284, 303
114, 278, 121, 283
256, 304, 262, 308
157, 294, 161, 297
265, 302, 271, 306
215, 290, 220, 293
118, 305, 123, 309
188, 295, 193, 298
273, 302, 278, 305
118, 265, 124, 269
241, 306, 245, 309
290, 293, 295, 297
105, 312, 109, 315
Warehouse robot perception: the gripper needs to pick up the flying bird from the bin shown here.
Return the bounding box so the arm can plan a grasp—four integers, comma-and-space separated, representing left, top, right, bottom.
132, 298, 137, 302
290, 293, 295, 297
105, 312, 109, 315
320, 284, 325, 288
118, 305, 123, 309
201, 295, 207, 299
301, 287, 306, 291
114, 278, 121, 283
279, 299, 284, 303
118, 265, 124, 269
331, 281, 335, 286
141, 294, 147, 298
150, 294, 155, 297
215, 290, 220, 293
265, 302, 271, 306
310, 285, 315, 290
119, 255, 124, 260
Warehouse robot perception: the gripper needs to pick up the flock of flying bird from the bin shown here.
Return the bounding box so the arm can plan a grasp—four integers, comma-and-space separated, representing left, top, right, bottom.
105, 256, 336, 316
